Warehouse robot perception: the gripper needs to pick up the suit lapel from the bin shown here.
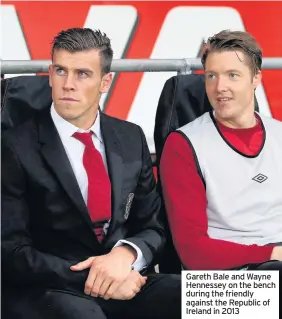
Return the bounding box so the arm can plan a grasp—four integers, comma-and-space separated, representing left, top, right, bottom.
100, 113, 123, 224
37, 110, 98, 236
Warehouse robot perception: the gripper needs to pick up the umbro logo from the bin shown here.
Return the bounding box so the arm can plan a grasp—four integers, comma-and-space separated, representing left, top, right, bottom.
252, 174, 268, 183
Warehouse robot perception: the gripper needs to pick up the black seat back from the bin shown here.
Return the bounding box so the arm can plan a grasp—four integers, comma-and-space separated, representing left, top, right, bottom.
1, 75, 52, 131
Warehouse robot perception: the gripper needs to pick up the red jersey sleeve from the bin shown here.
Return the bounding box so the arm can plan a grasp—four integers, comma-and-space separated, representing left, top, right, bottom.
159, 132, 274, 270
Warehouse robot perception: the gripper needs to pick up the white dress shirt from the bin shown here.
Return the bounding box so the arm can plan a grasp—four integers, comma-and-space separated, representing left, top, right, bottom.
51, 104, 146, 271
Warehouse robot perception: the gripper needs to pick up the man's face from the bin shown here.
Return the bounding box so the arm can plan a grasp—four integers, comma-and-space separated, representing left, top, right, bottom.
49, 49, 112, 129
205, 50, 261, 123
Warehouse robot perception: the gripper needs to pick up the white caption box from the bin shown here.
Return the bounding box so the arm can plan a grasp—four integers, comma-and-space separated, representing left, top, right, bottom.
182, 271, 279, 319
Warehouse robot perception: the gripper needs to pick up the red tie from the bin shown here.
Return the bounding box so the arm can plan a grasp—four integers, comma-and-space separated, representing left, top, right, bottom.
73, 132, 111, 242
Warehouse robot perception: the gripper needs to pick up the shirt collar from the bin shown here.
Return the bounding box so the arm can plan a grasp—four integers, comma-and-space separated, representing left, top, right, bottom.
50, 103, 103, 143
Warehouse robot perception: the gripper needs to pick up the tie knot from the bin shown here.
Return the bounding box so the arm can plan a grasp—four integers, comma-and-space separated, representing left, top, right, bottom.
73, 132, 93, 147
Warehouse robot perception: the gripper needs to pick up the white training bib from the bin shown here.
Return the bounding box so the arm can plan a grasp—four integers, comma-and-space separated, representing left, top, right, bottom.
178, 112, 282, 245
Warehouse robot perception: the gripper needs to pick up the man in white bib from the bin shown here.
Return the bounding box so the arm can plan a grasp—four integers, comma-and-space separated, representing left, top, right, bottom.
160, 30, 282, 271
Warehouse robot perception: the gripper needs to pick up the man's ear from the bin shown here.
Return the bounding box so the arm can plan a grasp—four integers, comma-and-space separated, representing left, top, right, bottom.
253, 70, 262, 90
49, 65, 53, 87
100, 73, 113, 93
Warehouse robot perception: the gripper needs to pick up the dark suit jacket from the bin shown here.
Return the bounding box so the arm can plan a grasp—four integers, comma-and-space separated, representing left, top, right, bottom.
1, 108, 165, 293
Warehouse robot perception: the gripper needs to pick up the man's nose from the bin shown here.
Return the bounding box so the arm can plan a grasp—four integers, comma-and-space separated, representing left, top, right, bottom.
63, 74, 75, 91
216, 77, 228, 92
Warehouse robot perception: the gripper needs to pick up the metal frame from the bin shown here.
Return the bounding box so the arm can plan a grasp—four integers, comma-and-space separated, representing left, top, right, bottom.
2, 57, 282, 162
2, 58, 282, 75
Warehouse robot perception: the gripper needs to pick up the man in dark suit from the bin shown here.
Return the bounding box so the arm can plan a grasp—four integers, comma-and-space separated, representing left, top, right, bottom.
2, 28, 181, 319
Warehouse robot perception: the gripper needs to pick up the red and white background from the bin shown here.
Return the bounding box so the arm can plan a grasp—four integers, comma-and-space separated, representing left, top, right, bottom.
2, 1, 282, 152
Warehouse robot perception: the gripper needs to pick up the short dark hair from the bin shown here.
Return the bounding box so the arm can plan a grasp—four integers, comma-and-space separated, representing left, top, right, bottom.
201, 30, 262, 75
51, 28, 113, 75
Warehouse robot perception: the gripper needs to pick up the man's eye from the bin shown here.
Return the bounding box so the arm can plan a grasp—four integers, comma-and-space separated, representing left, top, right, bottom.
207, 74, 215, 79
56, 68, 65, 75
78, 71, 88, 78
230, 73, 239, 78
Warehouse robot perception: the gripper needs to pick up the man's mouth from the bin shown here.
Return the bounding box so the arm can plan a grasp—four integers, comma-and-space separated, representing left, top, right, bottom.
60, 97, 79, 102
217, 97, 232, 102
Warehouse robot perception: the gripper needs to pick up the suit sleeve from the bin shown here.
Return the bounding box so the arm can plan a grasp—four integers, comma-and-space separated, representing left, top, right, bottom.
160, 132, 274, 270
122, 126, 165, 268
1, 136, 88, 289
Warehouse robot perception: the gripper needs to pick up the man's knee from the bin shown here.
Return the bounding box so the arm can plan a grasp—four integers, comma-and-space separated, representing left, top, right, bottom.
41, 290, 107, 319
